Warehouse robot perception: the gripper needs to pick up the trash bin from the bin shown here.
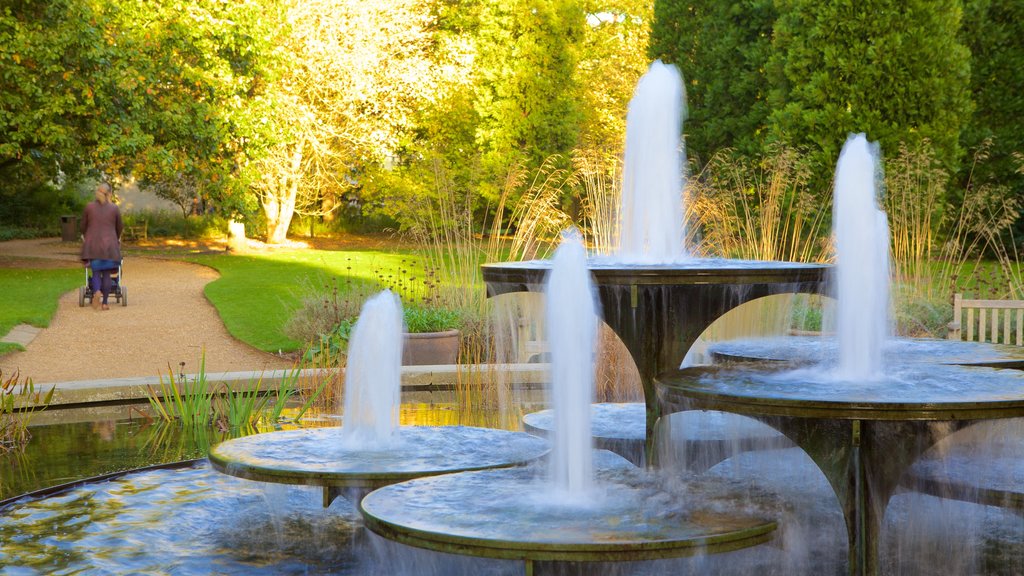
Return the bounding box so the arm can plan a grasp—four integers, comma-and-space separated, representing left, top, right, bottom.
60, 215, 79, 242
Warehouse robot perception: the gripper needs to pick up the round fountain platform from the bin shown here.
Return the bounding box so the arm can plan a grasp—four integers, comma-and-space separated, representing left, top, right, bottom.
524, 402, 787, 441
657, 363, 1024, 420
360, 451, 778, 565
209, 426, 549, 490
710, 336, 1024, 370
656, 363, 1024, 575
483, 258, 828, 290
522, 403, 790, 467
906, 433, 1024, 510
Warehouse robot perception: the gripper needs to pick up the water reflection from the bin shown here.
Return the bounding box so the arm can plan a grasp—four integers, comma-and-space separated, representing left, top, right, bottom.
2, 400, 540, 501
0, 462, 515, 575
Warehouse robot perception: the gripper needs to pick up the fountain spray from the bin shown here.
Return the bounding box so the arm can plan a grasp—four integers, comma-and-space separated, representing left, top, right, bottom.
617, 60, 688, 263
545, 230, 600, 495
832, 134, 891, 380
340, 290, 404, 448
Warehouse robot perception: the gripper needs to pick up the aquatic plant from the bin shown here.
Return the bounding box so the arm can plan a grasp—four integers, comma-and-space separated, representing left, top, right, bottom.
145, 354, 307, 429
1, 369, 54, 454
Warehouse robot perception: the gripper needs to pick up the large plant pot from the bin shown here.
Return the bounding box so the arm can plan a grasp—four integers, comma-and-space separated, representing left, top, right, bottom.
403, 330, 460, 366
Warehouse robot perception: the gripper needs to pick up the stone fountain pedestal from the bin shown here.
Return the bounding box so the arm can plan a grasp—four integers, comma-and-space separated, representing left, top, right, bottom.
656, 363, 1024, 576
483, 259, 829, 460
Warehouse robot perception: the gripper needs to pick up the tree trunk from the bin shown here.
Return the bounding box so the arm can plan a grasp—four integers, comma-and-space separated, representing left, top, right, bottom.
263, 146, 303, 244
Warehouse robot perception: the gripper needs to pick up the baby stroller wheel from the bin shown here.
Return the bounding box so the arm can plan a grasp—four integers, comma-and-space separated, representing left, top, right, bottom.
120, 286, 128, 306
79, 287, 86, 307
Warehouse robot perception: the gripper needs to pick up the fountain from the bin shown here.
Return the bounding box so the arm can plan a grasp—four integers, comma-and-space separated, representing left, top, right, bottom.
360, 233, 779, 574
656, 135, 1024, 575
210, 290, 548, 506
483, 61, 829, 455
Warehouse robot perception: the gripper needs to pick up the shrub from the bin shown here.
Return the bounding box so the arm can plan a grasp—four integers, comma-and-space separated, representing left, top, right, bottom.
403, 306, 462, 333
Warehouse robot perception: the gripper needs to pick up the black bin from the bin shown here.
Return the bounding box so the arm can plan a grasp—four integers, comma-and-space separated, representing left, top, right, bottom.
60, 215, 78, 242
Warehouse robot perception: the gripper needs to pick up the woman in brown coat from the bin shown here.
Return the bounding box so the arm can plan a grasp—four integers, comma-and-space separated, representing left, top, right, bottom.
80, 182, 123, 310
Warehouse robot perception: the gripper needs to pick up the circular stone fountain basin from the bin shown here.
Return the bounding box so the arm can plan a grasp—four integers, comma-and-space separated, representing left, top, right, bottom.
905, 433, 1024, 510
657, 363, 1024, 420
709, 336, 1024, 370
209, 426, 549, 489
483, 258, 828, 288
522, 403, 790, 467
524, 402, 788, 442
359, 452, 777, 564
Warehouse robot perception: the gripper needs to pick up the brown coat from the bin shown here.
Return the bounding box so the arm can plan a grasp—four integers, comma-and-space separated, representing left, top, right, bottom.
80, 201, 124, 262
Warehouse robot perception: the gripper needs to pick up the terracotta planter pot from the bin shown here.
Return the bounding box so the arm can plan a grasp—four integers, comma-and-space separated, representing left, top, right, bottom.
402, 330, 460, 366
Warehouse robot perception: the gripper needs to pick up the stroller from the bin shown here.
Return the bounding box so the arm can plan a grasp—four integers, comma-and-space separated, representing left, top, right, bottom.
78, 261, 127, 307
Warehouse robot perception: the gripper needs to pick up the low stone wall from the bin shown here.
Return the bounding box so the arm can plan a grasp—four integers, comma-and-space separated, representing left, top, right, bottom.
22, 363, 551, 414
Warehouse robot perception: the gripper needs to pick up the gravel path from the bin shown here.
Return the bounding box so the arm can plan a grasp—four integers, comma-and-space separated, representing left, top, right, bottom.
0, 238, 293, 384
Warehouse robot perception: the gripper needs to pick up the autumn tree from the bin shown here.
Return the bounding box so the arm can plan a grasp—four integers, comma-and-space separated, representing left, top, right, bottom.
576, 0, 654, 156
249, 0, 448, 243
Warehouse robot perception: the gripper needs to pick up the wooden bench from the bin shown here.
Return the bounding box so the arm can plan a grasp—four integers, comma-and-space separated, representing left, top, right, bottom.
123, 220, 148, 241
517, 315, 548, 363
947, 293, 1024, 345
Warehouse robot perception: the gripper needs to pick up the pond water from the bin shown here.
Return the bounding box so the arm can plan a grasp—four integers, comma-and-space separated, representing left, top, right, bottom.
1, 398, 541, 502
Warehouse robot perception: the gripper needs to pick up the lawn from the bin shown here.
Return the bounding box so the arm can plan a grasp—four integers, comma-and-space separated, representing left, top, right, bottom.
187, 248, 436, 353
0, 268, 82, 355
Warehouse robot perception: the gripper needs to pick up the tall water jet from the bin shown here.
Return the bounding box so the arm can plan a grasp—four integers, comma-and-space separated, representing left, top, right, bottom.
832, 134, 891, 380
340, 290, 404, 448
617, 60, 688, 262
545, 231, 600, 495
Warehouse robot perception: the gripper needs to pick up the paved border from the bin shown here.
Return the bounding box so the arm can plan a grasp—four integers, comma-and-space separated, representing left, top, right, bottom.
0, 324, 40, 347
17, 363, 551, 410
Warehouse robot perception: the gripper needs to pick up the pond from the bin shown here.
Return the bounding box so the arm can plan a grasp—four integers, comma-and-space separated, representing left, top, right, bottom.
1, 396, 544, 502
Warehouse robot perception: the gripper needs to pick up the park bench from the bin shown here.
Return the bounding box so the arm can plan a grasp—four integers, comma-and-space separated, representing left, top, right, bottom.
516, 314, 548, 363
947, 293, 1024, 345
123, 220, 148, 241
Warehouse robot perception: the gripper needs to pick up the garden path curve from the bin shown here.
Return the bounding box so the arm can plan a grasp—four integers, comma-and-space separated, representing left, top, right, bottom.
0, 238, 292, 384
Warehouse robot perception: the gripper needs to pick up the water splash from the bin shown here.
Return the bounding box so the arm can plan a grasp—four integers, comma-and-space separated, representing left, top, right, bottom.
340, 290, 404, 448
617, 60, 688, 263
545, 231, 600, 496
832, 133, 891, 380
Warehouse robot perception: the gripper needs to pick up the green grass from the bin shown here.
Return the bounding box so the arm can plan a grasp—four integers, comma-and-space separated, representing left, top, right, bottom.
187, 249, 430, 353
0, 268, 82, 355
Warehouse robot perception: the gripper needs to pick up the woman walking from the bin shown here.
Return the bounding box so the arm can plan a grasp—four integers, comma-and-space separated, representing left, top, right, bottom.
80, 182, 123, 310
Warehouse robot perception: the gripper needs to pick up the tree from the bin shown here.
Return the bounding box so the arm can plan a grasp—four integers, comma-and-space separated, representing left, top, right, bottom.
250, 0, 446, 243
958, 0, 1024, 206
473, 0, 585, 203
0, 0, 274, 226
649, 0, 775, 162
0, 0, 140, 190
576, 0, 654, 157
767, 0, 972, 180
112, 0, 277, 217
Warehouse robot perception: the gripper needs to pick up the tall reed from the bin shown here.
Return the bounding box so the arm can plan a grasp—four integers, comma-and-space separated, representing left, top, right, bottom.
146, 353, 306, 429
885, 140, 1022, 335
687, 146, 830, 263
1, 370, 54, 454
